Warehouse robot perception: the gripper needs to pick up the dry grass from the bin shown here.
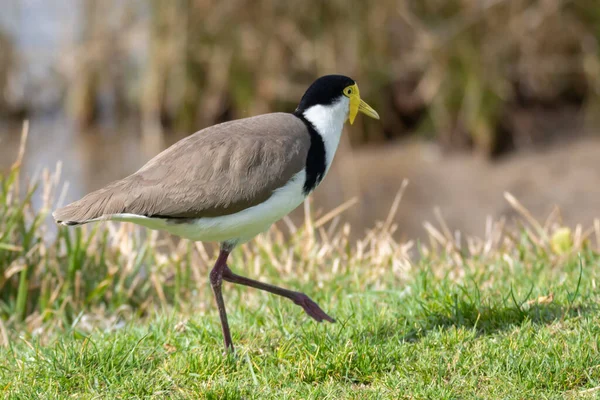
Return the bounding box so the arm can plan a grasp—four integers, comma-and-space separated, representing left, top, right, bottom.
0, 123, 597, 346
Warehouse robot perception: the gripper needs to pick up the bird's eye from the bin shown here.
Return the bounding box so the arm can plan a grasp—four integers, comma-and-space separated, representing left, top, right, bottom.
345, 87, 353, 96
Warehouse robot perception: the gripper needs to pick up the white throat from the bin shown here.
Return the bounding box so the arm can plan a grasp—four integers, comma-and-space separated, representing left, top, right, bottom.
302, 96, 349, 172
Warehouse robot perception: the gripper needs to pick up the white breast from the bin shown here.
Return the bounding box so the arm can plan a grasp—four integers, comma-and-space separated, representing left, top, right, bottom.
110, 170, 308, 244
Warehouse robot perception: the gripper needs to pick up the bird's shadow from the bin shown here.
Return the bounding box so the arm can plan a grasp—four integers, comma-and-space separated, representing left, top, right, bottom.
357, 297, 594, 343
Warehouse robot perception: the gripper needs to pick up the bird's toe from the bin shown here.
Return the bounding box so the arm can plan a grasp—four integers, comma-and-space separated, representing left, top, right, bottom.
294, 293, 335, 323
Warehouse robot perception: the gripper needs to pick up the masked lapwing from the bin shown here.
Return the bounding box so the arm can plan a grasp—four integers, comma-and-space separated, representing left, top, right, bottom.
53, 74, 380, 352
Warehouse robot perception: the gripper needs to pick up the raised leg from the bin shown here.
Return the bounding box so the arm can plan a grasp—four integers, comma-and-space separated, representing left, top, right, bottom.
209, 246, 234, 353
222, 265, 335, 323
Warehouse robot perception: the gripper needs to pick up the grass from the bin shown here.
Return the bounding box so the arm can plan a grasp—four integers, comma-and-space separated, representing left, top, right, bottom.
1, 129, 600, 397
1, 252, 599, 398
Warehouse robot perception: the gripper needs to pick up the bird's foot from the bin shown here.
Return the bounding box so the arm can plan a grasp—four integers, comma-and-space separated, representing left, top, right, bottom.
291, 293, 335, 323
222, 343, 236, 357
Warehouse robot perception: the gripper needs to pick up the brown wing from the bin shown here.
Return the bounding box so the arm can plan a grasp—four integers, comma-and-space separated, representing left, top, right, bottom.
53, 113, 310, 223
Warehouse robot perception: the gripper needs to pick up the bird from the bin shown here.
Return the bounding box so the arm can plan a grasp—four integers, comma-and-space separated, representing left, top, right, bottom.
53, 74, 380, 352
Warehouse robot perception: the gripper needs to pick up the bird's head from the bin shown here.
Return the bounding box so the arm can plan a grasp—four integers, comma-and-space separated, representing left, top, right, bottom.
294, 75, 380, 125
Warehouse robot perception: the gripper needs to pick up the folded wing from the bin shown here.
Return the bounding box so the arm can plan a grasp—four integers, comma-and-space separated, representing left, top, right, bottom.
53, 113, 310, 225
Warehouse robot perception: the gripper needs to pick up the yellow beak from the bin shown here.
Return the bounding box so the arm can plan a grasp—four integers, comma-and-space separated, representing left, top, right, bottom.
357, 99, 380, 121
347, 84, 380, 124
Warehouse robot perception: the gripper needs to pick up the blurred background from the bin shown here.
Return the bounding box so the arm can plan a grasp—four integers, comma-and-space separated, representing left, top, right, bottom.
0, 0, 599, 239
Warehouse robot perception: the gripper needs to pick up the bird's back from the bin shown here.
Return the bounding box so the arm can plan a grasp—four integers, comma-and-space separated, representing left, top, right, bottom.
53, 113, 311, 225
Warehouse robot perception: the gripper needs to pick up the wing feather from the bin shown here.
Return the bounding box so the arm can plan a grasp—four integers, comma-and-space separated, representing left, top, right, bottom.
53, 113, 310, 224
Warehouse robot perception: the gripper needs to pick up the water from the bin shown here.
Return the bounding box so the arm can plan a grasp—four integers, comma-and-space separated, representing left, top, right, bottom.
2, 2, 600, 241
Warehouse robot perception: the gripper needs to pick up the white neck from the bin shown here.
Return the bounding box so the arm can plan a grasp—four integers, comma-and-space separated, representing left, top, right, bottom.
302, 96, 348, 173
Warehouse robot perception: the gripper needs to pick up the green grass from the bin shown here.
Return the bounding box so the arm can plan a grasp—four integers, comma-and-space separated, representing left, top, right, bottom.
1, 245, 599, 398
2, 133, 600, 397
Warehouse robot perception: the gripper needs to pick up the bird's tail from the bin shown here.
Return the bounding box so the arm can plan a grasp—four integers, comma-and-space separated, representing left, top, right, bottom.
53, 183, 123, 226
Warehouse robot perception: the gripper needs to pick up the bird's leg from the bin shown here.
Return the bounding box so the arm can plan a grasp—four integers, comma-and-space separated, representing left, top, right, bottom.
209, 247, 234, 353
222, 265, 335, 323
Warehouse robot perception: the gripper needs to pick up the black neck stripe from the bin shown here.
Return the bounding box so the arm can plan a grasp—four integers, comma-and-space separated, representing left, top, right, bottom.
294, 113, 327, 195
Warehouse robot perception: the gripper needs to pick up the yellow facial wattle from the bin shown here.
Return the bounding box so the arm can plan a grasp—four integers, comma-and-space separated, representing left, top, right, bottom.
344, 83, 380, 125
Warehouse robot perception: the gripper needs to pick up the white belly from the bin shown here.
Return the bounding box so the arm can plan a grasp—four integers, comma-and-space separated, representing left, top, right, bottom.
109, 170, 307, 244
